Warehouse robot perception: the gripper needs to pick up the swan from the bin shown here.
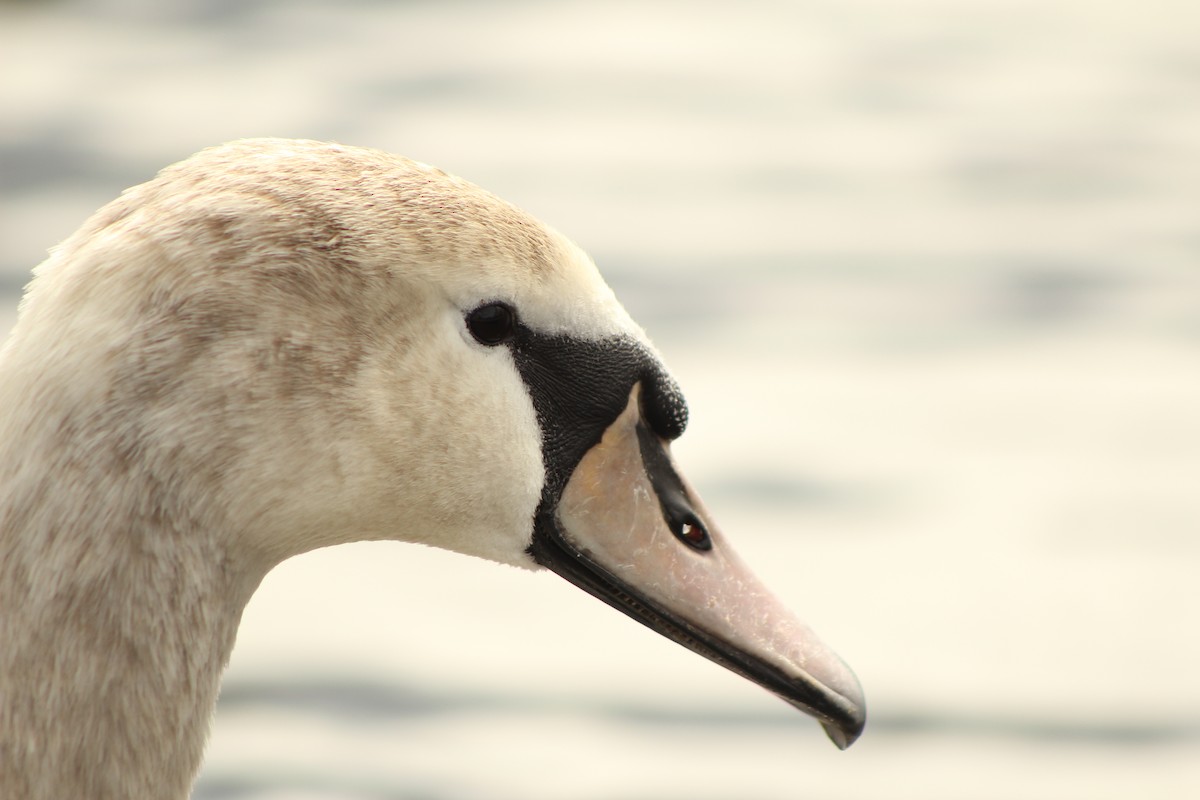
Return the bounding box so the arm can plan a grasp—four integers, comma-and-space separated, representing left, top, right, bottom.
0, 139, 865, 799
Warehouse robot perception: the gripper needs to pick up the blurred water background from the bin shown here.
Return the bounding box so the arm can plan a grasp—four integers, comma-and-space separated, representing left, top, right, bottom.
2, 0, 1198, 797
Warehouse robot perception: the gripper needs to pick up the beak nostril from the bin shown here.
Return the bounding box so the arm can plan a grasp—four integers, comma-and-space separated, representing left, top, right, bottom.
674, 516, 712, 552
634, 415, 712, 554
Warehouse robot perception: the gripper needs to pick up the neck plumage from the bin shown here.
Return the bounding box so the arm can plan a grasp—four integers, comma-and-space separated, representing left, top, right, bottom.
0, 391, 264, 800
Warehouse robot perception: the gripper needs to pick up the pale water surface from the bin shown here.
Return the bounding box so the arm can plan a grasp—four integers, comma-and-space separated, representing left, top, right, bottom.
1, 1, 1198, 797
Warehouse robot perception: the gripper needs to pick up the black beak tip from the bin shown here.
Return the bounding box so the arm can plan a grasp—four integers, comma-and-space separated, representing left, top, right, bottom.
819, 695, 866, 749
787, 690, 864, 753
822, 717, 864, 750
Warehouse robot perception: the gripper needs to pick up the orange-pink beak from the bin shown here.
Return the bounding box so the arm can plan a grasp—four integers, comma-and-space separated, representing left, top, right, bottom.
530, 384, 865, 748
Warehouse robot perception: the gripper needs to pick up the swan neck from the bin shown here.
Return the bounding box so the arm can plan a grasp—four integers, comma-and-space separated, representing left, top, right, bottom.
0, 442, 263, 800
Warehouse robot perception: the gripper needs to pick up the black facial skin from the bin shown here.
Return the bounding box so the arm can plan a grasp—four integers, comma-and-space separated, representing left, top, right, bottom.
507, 325, 687, 507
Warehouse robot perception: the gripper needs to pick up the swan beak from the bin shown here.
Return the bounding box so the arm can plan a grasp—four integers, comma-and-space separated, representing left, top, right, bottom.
529, 384, 866, 749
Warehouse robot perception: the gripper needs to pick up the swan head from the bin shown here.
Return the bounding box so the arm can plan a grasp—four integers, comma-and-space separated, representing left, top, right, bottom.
7, 139, 864, 747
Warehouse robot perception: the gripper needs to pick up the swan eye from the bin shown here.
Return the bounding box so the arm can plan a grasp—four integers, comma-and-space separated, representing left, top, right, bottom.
674, 516, 712, 551
466, 302, 517, 346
